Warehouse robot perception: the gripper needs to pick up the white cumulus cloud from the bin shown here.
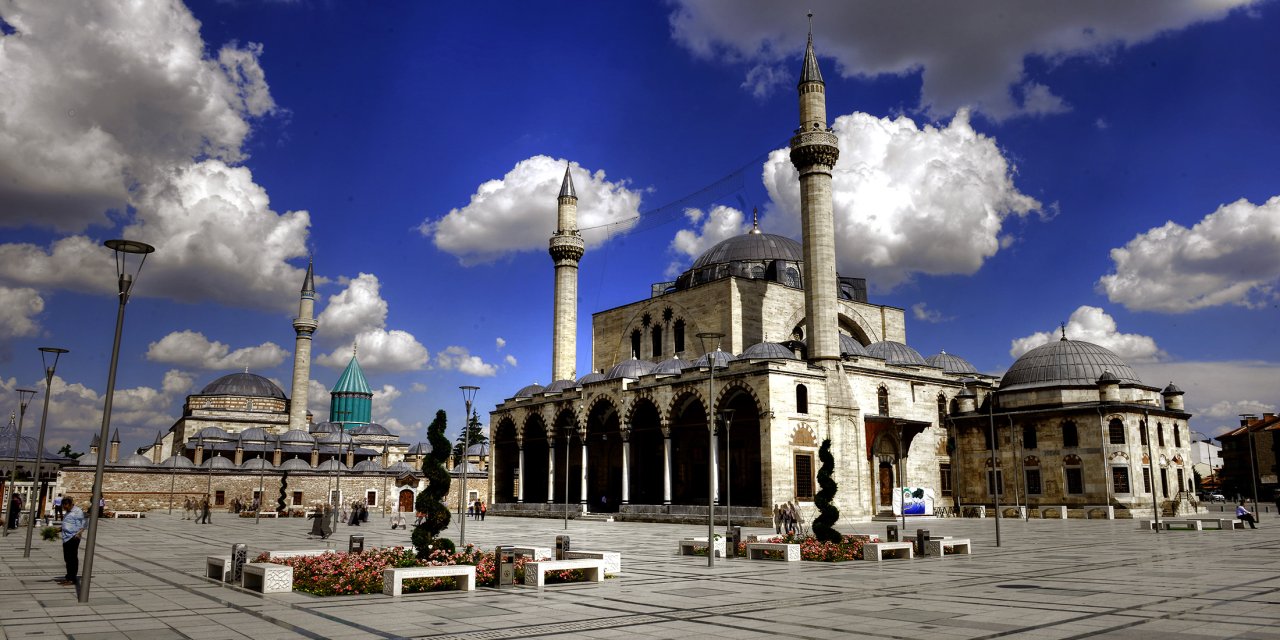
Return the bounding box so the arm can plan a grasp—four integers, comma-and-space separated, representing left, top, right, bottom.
668, 0, 1257, 120
762, 110, 1040, 289
316, 329, 430, 373
146, 330, 287, 371
1010, 305, 1164, 363
0, 286, 44, 338
504, 354, 518, 367
422, 156, 643, 264
317, 273, 387, 337
1098, 196, 1280, 313
314, 273, 430, 373
435, 346, 499, 377
665, 206, 751, 277
911, 302, 951, 324
1133, 360, 1280, 437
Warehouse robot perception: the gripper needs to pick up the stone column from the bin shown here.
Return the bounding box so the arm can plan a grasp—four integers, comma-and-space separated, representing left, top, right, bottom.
517, 446, 525, 503
711, 432, 720, 504
621, 432, 631, 505
547, 438, 556, 505
579, 440, 588, 505
662, 427, 673, 505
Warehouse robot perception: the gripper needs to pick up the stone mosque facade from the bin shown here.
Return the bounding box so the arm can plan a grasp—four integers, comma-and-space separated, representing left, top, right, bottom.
488, 27, 1197, 524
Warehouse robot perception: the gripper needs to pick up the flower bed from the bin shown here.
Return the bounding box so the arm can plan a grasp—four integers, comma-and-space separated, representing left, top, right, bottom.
737, 533, 876, 562
255, 544, 549, 595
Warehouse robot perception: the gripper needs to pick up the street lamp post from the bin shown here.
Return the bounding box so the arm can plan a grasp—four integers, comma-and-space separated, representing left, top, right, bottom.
82, 238, 153, 602
457, 385, 478, 547
255, 437, 271, 524
167, 454, 178, 515
3, 388, 36, 537
1144, 411, 1160, 534
987, 392, 1001, 547
696, 331, 724, 568
1239, 414, 1260, 516
25, 349, 65, 558
899, 421, 907, 533
381, 442, 389, 518
720, 409, 735, 538
563, 422, 574, 530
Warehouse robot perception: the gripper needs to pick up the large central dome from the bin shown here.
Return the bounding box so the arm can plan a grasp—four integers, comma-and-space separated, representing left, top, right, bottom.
1001, 339, 1141, 391
199, 372, 287, 399
690, 232, 803, 270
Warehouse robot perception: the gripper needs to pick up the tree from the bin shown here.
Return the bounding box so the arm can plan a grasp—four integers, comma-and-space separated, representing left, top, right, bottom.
57, 444, 83, 460
451, 411, 488, 463
412, 410, 454, 557
812, 438, 841, 543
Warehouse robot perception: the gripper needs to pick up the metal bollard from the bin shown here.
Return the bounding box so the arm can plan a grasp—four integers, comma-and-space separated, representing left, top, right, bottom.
555, 535, 571, 560
496, 545, 515, 588
886, 524, 899, 542
915, 529, 930, 555
349, 534, 364, 554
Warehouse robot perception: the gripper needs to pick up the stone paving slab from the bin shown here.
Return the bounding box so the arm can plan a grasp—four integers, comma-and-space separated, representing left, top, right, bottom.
2, 512, 1279, 639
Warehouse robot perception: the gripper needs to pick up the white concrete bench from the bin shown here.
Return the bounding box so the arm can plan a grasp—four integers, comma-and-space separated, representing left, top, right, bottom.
523, 558, 606, 587
509, 546, 552, 561
1137, 519, 1157, 530
862, 541, 913, 561
255, 511, 278, 518
382, 565, 475, 596
1084, 505, 1115, 519
205, 555, 231, 581
925, 538, 971, 557
1203, 518, 1244, 530
267, 549, 330, 560
242, 562, 293, 593
745, 542, 800, 562
1036, 505, 1068, 519
1000, 506, 1026, 519
110, 511, 144, 518
563, 550, 621, 574
1161, 519, 1203, 531
678, 537, 724, 558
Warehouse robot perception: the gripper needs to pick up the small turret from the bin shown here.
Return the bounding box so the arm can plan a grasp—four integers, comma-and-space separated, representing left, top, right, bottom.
1162, 382, 1185, 411
108, 429, 120, 463
1097, 370, 1120, 403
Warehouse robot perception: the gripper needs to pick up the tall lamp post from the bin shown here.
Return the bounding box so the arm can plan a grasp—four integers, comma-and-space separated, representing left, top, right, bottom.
4, 388, 37, 537
82, 238, 153, 602
987, 391, 1001, 547
24, 349, 66, 557
1239, 414, 1260, 516
457, 385, 478, 547
696, 331, 724, 568
563, 421, 575, 530
1144, 411, 1160, 534
720, 409, 735, 537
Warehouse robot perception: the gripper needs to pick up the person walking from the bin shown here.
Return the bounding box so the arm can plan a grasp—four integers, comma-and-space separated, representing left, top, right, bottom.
773, 504, 783, 535
57, 497, 85, 586
308, 504, 328, 539
200, 498, 212, 524
1237, 502, 1259, 529
8, 493, 22, 529
480, 501, 487, 521
53, 494, 64, 520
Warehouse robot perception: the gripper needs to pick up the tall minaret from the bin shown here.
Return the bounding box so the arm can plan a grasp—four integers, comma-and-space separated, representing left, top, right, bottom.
790, 14, 841, 363
549, 164, 585, 382
289, 260, 318, 430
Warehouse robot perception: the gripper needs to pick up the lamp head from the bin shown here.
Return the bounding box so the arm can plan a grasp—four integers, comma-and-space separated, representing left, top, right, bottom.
16, 388, 37, 409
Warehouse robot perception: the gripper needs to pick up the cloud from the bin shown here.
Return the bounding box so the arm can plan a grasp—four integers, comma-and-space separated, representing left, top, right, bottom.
312, 273, 430, 373
422, 156, 643, 264
306, 378, 331, 419
665, 206, 751, 277
317, 273, 387, 337
316, 329, 430, 373
667, 0, 1257, 120
762, 110, 1040, 289
1010, 305, 1165, 363
495, 337, 506, 349
435, 346, 500, 377
1197, 399, 1277, 420
911, 302, 951, 324
0, 0, 276, 232
504, 355, 518, 367
369, 383, 421, 438
0, 286, 44, 338
1098, 196, 1280, 313
1132, 360, 1280, 437
410, 382, 428, 393
146, 330, 287, 371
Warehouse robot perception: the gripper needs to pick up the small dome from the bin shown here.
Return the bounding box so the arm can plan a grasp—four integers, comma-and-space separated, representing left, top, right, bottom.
201, 455, 235, 469
113, 453, 154, 468
515, 383, 545, 398
739, 342, 798, 360
194, 427, 230, 440
1162, 382, 1184, 395
241, 457, 273, 470
926, 351, 977, 374
279, 429, 315, 444
316, 459, 348, 471
693, 350, 735, 369
957, 386, 977, 399
1002, 339, 1140, 391
1097, 370, 1121, 384
352, 423, 390, 436
577, 371, 607, 385
606, 358, 657, 380
199, 372, 286, 399
867, 341, 927, 366
77, 451, 99, 466
407, 442, 432, 455
319, 431, 354, 444
238, 427, 270, 442
353, 459, 384, 472
160, 454, 196, 468
466, 442, 490, 456
386, 461, 416, 474
840, 335, 869, 357
654, 356, 695, 374
279, 457, 313, 470
544, 379, 577, 393
309, 421, 342, 434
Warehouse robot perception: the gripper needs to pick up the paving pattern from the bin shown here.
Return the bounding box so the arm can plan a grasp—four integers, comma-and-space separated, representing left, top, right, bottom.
2, 509, 1278, 639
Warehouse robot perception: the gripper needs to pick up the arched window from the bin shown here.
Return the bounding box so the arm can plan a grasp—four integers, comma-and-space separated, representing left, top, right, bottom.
651, 325, 663, 358
936, 393, 947, 425
1064, 455, 1084, 494
1173, 424, 1181, 447
1157, 422, 1165, 447
877, 386, 889, 416
1108, 418, 1126, 445
784, 265, 801, 288
630, 329, 641, 359
796, 384, 809, 414
673, 319, 685, 353
1022, 424, 1037, 450
1139, 420, 1149, 446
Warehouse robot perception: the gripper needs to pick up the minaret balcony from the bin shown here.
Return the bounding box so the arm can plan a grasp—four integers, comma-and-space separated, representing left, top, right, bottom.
549, 234, 586, 262
293, 317, 318, 332
789, 129, 839, 169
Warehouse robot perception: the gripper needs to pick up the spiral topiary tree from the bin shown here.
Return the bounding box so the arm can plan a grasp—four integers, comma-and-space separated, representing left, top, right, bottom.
277, 471, 289, 513
812, 438, 842, 543
412, 410, 454, 557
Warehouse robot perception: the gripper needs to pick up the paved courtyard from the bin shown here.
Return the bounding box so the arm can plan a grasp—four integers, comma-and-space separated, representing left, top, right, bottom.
2, 509, 1278, 640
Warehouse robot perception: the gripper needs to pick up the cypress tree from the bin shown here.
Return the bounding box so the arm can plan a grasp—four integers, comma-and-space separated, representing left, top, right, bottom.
412, 410, 454, 556
812, 438, 841, 543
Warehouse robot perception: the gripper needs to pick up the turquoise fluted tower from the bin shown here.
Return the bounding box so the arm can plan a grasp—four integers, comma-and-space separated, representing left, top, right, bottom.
329, 349, 372, 431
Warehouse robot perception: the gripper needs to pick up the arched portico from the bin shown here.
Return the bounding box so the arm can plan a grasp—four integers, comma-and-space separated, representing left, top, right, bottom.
521, 414, 549, 504
585, 399, 622, 512
492, 417, 518, 503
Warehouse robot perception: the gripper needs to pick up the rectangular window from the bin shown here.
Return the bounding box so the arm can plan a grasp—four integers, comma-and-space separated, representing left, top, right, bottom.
1142, 467, 1152, 494
987, 469, 1004, 496
1109, 420, 1126, 445
1176, 468, 1185, 494
1025, 468, 1042, 495
794, 453, 815, 500
366, 490, 377, 506
214, 490, 226, 506
292, 491, 303, 506
1140, 423, 1149, 446
939, 463, 953, 496
1063, 423, 1079, 448
1023, 425, 1037, 450
1112, 467, 1131, 494
1159, 468, 1169, 496
1065, 468, 1084, 494
252, 490, 262, 504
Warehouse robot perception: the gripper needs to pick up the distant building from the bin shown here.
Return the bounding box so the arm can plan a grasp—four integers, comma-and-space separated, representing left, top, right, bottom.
1217, 413, 1280, 502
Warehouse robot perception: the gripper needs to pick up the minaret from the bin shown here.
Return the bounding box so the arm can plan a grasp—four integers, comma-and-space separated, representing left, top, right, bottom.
549, 163, 585, 382
790, 14, 841, 363
289, 260, 318, 430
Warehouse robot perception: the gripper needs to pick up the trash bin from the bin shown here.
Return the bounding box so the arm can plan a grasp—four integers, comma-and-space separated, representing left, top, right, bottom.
886, 524, 899, 542
555, 535, 571, 560
496, 545, 515, 588
915, 529, 930, 555
230, 543, 247, 583
349, 534, 365, 554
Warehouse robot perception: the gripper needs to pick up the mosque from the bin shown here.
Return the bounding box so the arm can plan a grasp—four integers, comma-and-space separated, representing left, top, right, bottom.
487, 26, 1196, 524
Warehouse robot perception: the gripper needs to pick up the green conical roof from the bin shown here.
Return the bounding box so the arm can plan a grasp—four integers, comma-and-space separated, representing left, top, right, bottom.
332, 354, 372, 395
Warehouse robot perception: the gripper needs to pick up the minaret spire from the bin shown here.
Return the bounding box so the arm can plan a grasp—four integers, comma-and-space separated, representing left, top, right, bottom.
289, 259, 319, 430
549, 161, 585, 382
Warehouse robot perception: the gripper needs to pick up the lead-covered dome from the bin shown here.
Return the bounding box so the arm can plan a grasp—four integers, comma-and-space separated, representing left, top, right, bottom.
1001, 339, 1141, 391
691, 233, 803, 270
926, 351, 977, 374
606, 358, 657, 380
866, 341, 927, 366
839, 335, 869, 357
515, 383, 545, 398
739, 342, 797, 360
654, 356, 696, 374
199, 372, 286, 399
544, 379, 577, 393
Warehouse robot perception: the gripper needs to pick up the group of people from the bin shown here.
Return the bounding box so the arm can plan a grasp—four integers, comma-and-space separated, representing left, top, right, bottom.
773, 501, 801, 536
467, 500, 487, 520
182, 497, 214, 524
229, 497, 261, 514
347, 501, 369, 526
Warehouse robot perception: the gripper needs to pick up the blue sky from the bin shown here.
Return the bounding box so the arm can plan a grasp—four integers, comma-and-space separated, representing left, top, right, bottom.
2, 0, 1278, 454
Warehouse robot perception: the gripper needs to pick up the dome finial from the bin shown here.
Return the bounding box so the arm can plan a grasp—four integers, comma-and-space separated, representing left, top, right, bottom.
1060, 322, 1068, 341
352, 340, 358, 357
749, 207, 762, 234
243, 365, 249, 374
559, 162, 576, 199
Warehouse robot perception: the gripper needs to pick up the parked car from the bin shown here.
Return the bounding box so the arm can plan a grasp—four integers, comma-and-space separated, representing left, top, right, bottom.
1210, 493, 1226, 502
